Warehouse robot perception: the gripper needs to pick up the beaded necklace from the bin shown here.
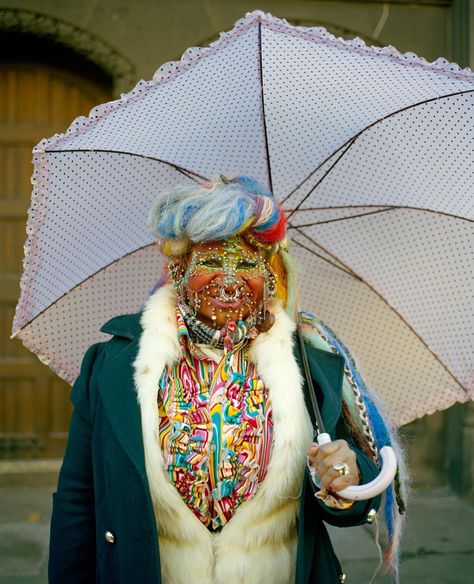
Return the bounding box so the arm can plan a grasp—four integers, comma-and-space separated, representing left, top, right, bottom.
179, 301, 258, 350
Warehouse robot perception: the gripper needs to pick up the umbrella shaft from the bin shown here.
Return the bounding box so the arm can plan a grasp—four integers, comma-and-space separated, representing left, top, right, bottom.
297, 321, 326, 435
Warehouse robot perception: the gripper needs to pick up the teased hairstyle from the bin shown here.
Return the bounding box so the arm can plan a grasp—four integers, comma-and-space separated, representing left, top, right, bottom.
149, 175, 287, 257
149, 175, 292, 307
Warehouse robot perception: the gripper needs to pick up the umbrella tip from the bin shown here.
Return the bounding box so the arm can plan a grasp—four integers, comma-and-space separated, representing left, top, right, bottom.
245, 10, 266, 20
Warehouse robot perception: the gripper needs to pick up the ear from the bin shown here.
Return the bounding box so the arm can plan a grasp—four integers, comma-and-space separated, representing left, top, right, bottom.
168, 258, 186, 285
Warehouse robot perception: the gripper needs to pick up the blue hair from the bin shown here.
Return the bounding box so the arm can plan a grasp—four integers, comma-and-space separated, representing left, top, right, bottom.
149, 175, 279, 244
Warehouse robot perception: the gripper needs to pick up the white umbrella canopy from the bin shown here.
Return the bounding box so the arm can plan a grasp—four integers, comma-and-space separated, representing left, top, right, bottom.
13, 11, 474, 426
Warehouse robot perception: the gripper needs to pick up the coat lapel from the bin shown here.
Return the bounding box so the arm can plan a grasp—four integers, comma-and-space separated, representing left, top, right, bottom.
294, 337, 345, 436
97, 318, 147, 481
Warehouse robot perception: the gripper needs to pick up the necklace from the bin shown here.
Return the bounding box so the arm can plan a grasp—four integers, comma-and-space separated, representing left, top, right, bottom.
178, 302, 258, 350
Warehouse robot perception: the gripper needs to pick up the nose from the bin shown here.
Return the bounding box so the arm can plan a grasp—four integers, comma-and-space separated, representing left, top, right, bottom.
216, 274, 244, 301
222, 272, 243, 288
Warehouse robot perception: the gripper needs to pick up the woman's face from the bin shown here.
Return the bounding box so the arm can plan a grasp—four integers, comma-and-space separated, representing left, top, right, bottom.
182, 238, 267, 328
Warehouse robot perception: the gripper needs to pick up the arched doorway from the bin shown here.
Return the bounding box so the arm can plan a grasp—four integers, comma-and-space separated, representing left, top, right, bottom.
0, 34, 112, 459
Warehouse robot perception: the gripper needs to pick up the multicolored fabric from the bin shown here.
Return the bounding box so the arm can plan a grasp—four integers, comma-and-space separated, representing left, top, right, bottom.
309, 463, 355, 510
157, 309, 273, 529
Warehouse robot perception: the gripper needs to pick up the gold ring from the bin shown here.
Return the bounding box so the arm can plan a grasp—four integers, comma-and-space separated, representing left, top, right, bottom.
332, 462, 351, 476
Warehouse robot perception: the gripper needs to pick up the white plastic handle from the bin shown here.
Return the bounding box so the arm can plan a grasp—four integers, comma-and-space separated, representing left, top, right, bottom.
316, 432, 397, 501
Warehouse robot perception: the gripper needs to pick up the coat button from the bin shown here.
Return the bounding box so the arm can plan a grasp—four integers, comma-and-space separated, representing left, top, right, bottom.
104, 531, 115, 544
339, 574, 347, 583
366, 508, 377, 524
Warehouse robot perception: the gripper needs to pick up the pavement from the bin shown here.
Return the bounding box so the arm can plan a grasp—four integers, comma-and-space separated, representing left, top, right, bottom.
328, 488, 474, 583
0, 467, 473, 583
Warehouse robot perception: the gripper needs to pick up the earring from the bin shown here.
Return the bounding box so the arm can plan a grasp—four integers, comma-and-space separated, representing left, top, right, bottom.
168, 260, 183, 283
266, 272, 277, 298
168, 260, 187, 301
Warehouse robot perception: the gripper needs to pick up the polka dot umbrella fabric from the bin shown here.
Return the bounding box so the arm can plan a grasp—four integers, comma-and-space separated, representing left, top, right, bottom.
13, 11, 474, 426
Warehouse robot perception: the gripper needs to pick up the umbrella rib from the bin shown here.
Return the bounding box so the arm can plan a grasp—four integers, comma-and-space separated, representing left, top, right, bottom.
290, 224, 360, 278
13, 243, 156, 335
291, 225, 468, 394
177, 168, 210, 183
286, 141, 355, 221
258, 21, 273, 193
45, 149, 210, 183
281, 140, 351, 205
288, 207, 396, 228
282, 88, 474, 211
286, 204, 474, 224
291, 237, 360, 279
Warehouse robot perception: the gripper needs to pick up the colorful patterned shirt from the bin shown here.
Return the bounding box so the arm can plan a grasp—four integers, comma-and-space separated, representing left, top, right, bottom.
157, 310, 273, 529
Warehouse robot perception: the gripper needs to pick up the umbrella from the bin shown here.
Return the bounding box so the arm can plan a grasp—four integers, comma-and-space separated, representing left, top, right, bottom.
13, 10, 474, 428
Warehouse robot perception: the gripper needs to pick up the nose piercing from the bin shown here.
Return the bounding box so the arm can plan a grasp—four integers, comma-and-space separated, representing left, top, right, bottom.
219, 285, 241, 302
223, 272, 237, 286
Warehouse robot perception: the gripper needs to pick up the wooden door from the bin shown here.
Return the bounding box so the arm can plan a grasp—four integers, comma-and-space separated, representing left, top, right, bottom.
0, 62, 110, 458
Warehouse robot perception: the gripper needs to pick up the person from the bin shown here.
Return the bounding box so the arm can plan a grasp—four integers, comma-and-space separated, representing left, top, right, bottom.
49, 176, 405, 584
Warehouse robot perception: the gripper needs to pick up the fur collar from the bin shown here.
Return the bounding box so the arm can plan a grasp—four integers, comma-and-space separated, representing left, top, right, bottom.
134, 285, 313, 584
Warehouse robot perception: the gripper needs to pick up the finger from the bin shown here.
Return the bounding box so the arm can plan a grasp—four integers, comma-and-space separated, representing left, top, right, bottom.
328, 473, 359, 493
316, 446, 358, 476
313, 439, 346, 467
317, 458, 360, 490
308, 444, 319, 468
317, 464, 349, 490
319, 462, 360, 490
315, 439, 345, 458
308, 443, 319, 457
316, 449, 355, 478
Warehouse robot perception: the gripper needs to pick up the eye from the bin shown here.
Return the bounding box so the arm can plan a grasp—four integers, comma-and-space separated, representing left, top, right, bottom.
199, 257, 222, 268
237, 258, 258, 269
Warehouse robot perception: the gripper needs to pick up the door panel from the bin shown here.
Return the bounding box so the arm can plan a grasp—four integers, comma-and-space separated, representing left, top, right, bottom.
0, 62, 110, 458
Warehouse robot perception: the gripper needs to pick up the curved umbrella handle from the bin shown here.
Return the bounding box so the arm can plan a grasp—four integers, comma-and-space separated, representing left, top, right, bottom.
316, 432, 397, 501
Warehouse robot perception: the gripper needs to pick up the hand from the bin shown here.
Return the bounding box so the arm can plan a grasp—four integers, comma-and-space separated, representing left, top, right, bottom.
308, 439, 360, 493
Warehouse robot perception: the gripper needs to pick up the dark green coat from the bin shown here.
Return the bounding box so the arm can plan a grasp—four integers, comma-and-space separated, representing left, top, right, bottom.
49, 313, 380, 584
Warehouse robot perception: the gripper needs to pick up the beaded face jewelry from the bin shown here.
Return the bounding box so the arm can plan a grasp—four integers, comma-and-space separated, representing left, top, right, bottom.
170, 237, 277, 345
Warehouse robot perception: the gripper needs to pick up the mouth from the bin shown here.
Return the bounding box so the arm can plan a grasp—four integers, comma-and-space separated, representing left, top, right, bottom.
210, 297, 245, 310
188, 280, 259, 318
